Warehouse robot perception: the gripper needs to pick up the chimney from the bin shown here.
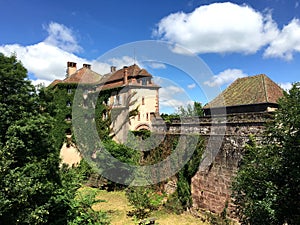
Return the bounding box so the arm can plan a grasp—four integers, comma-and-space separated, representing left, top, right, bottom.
110, 66, 116, 73
123, 66, 128, 84
67, 62, 77, 77
83, 63, 91, 69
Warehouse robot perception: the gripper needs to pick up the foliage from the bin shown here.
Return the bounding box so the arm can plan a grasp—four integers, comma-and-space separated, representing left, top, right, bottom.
126, 186, 164, 219
0, 53, 68, 224
160, 113, 180, 123
139, 133, 204, 213
67, 188, 110, 225
161, 101, 204, 123
172, 135, 204, 210
0, 54, 109, 225
0, 53, 37, 145
232, 83, 300, 225
176, 101, 204, 117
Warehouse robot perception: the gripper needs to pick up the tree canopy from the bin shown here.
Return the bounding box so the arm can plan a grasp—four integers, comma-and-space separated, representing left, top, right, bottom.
0, 53, 109, 224
232, 83, 300, 225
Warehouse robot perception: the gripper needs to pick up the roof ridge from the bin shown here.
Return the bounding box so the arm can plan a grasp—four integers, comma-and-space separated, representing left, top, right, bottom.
261, 74, 269, 102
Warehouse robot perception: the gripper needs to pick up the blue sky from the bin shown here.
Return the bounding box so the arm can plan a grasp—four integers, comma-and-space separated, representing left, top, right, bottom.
1, 0, 300, 113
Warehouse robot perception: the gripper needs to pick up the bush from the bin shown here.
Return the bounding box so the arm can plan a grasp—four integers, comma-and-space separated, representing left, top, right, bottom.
126, 186, 164, 219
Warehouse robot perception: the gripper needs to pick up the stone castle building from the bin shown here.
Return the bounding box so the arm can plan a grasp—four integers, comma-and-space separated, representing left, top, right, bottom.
49, 61, 160, 163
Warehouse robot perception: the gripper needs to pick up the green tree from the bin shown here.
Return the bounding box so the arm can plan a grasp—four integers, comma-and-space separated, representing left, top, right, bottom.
176, 101, 204, 117
0, 53, 68, 224
0, 54, 109, 224
232, 83, 300, 225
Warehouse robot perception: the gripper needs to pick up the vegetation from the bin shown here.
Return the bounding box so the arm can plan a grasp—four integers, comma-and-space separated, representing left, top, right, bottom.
93, 189, 209, 225
126, 186, 165, 219
176, 101, 204, 117
232, 83, 300, 225
161, 101, 204, 123
165, 134, 204, 213
0, 53, 108, 225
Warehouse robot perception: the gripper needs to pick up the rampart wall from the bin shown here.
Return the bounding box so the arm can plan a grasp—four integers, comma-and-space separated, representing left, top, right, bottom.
152, 112, 273, 217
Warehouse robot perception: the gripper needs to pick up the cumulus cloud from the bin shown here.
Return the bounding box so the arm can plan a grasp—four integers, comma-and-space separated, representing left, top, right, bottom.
187, 83, 196, 89
147, 62, 167, 69
154, 2, 279, 54
0, 42, 83, 81
279, 82, 293, 91
154, 77, 193, 113
44, 22, 82, 53
106, 56, 137, 70
0, 22, 137, 84
264, 19, 300, 60
204, 69, 248, 87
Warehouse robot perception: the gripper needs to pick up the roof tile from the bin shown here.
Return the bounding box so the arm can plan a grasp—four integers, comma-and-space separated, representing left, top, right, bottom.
204, 74, 284, 108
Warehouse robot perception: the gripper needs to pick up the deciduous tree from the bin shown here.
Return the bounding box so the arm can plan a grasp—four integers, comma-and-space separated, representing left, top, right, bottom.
232, 83, 300, 225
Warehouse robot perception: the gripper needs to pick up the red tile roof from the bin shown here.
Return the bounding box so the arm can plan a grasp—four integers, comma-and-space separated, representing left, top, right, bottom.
49, 79, 63, 87
204, 74, 284, 108
101, 64, 152, 84
63, 67, 102, 84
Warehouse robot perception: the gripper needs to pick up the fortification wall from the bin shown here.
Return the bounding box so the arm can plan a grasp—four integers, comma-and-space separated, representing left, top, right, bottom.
152, 112, 273, 216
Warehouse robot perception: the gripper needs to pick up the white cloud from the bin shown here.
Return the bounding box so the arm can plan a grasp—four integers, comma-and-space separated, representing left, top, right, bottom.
106, 56, 137, 70
154, 77, 193, 113
0, 42, 84, 81
204, 69, 248, 87
147, 62, 166, 69
279, 82, 293, 91
0, 22, 139, 84
187, 83, 196, 89
159, 85, 184, 96
264, 19, 300, 60
44, 22, 82, 53
154, 2, 279, 54
31, 79, 52, 87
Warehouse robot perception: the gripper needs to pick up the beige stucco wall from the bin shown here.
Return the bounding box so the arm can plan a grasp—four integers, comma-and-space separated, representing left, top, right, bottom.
129, 87, 158, 130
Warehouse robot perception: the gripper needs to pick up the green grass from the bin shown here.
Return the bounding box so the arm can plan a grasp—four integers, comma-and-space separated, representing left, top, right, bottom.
90, 188, 209, 225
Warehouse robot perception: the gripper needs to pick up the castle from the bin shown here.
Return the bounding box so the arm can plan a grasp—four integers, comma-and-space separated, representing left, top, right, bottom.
50, 62, 160, 139
50, 64, 285, 217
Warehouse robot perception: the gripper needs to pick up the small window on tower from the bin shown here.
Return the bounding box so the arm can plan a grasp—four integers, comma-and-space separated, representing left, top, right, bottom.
138, 112, 141, 121
142, 96, 145, 105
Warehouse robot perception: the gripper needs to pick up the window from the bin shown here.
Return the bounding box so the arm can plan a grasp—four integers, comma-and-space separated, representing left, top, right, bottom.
67, 89, 72, 94
65, 114, 72, 122
142, 96, 145, 105
146, 113, 149, 121
141, 78, 147, 85
138, 112, 140, 121
66, 101, 71, 107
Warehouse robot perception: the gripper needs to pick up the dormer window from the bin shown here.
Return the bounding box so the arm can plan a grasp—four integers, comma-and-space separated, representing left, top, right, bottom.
141, 78, 147, 85
66, 101, 72, 107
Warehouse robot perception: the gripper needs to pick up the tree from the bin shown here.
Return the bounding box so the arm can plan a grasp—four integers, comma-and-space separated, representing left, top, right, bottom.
0, 53, 37, 145
0, 54, 109, 225
176, 101, 204, 117
232, 83, 300, 225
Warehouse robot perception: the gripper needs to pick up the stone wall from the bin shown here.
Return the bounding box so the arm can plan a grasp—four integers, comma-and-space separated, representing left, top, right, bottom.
152, 112, 273, 217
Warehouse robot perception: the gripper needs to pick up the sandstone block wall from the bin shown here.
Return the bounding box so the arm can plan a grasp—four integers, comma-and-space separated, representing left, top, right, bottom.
153, 112, 272, 216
